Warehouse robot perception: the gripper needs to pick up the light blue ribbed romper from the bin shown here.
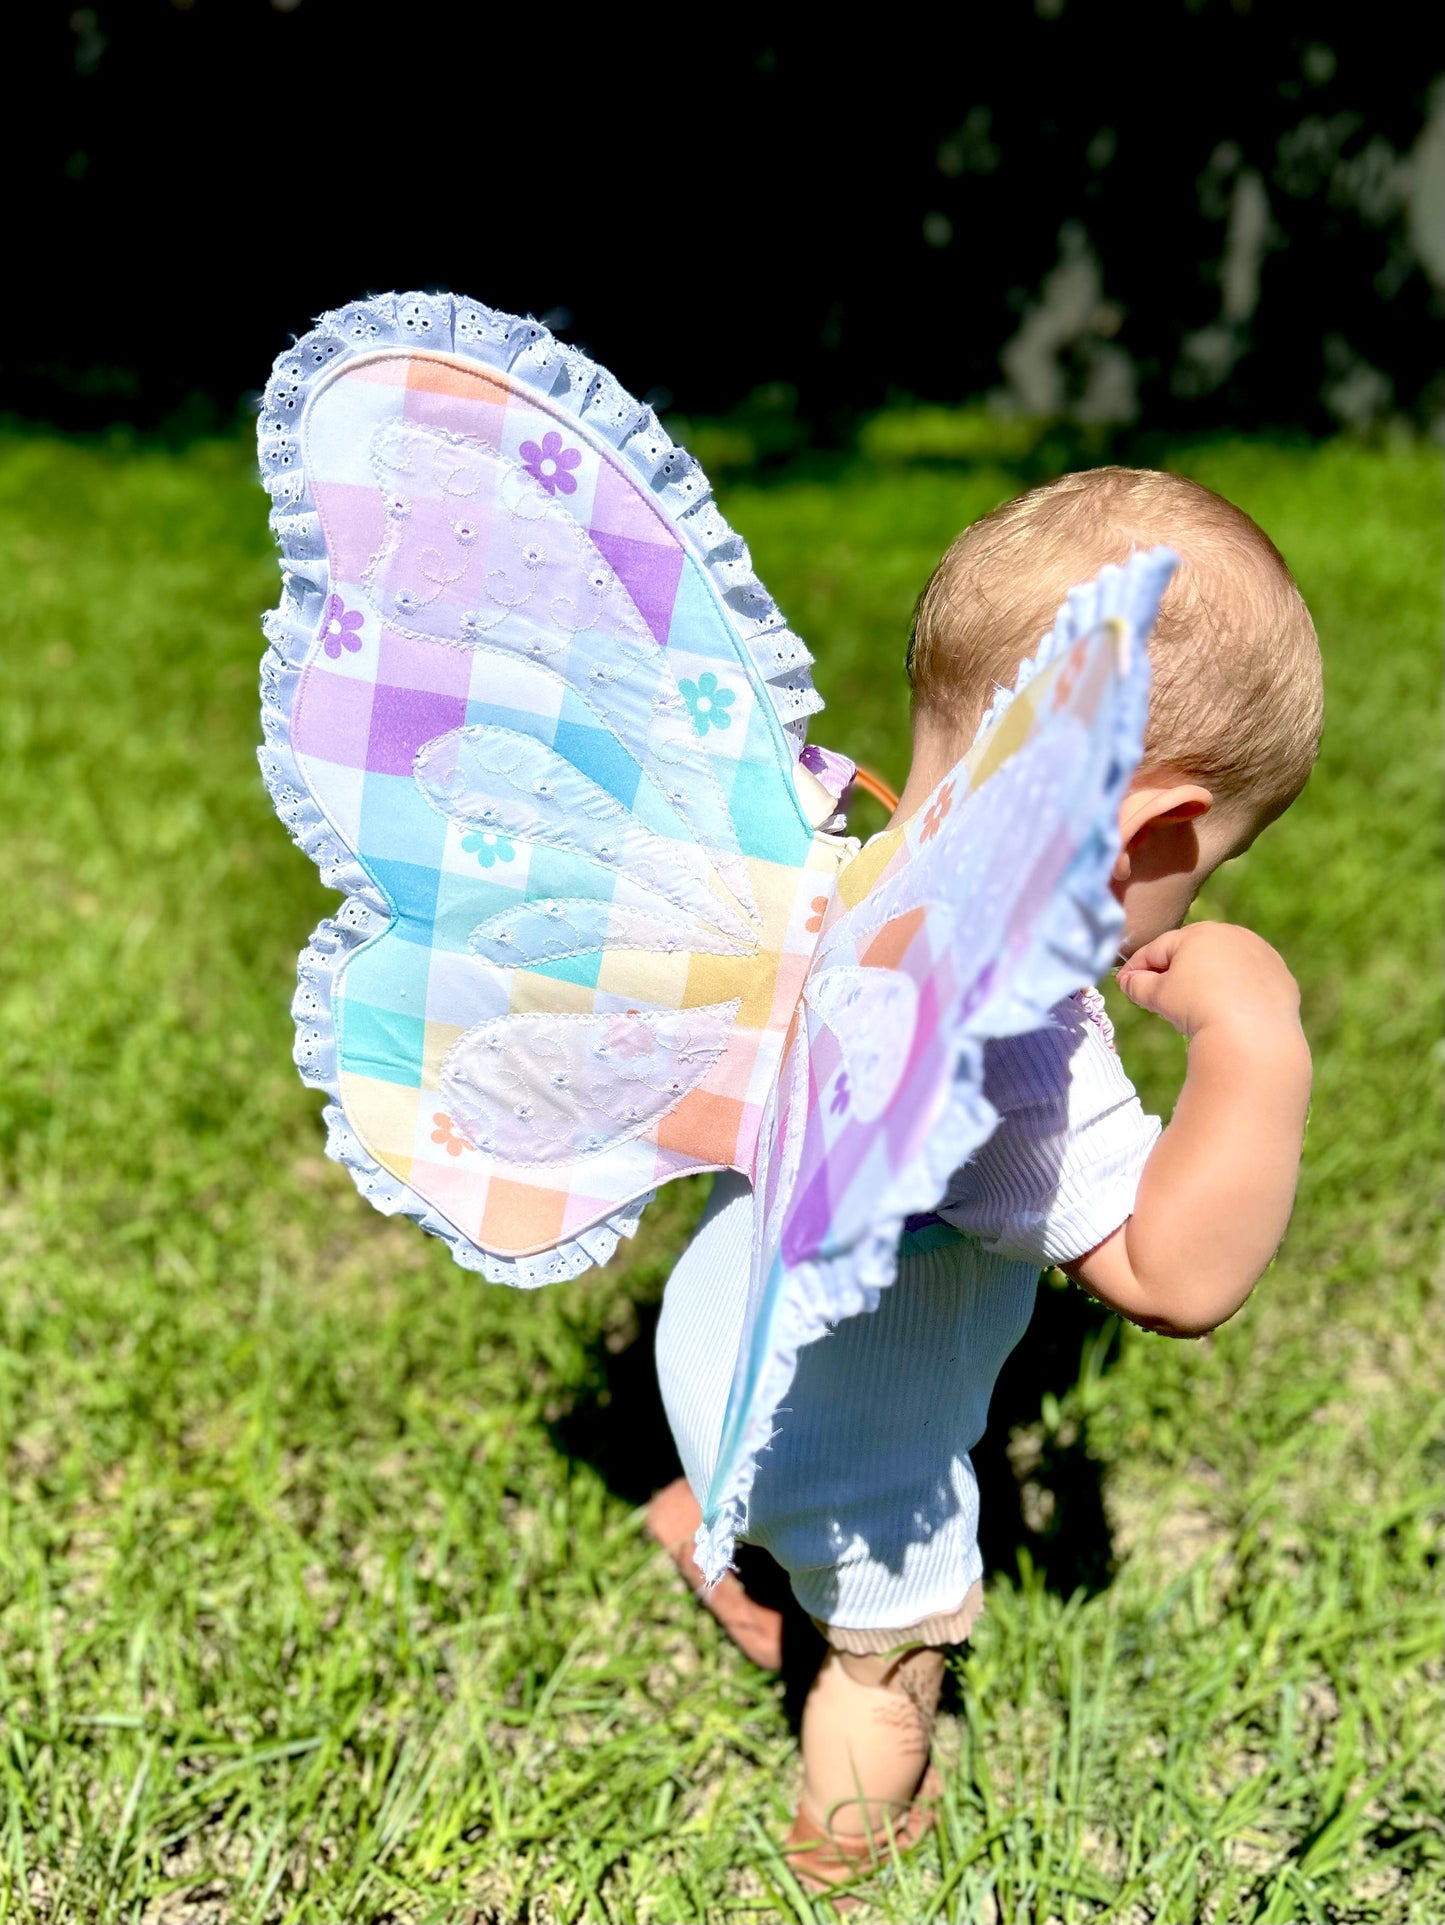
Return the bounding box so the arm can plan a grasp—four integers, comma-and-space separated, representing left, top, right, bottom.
656, 992, 1159, 1637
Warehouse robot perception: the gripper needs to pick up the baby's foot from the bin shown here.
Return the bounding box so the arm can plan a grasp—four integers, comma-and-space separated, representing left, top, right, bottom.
785, 1764, 942, 1906
645, 1477, 784, 1671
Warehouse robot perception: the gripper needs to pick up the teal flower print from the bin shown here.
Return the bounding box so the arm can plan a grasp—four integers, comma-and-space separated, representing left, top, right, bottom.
679, 670, 735, 737
461, 828, 515, 868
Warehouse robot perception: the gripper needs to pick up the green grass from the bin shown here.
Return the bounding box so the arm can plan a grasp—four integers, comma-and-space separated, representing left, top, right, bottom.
0, 424, 1440, 1922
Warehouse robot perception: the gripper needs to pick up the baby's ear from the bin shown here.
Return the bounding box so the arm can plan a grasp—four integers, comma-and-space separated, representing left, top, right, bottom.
1119, 781, 1213, 843
1113, 782, 1213, 884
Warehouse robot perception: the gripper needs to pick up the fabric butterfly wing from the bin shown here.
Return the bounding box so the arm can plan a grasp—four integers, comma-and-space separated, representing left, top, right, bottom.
258, 292, 850, 1285
698, 548, 1178, 1578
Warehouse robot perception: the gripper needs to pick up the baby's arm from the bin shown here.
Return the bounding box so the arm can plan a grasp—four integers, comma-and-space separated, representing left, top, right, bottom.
1063, 922, 1311, 1338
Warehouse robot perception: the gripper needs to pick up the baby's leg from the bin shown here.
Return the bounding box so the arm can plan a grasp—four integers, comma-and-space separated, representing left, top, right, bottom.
798, 1643, 945, 1837
651, 1171, 787, 1667
644, 1475, 785, 1670
743, 1238, 1035, 1879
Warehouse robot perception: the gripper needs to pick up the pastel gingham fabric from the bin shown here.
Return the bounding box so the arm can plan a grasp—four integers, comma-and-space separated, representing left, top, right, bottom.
259, 297, 847, 1285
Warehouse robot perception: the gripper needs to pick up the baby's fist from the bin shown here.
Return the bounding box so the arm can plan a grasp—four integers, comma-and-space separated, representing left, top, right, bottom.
1116, 922, 1302, 1041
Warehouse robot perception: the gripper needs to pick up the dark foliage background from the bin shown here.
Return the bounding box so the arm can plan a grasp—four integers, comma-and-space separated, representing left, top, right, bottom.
9, 1, 1441, 436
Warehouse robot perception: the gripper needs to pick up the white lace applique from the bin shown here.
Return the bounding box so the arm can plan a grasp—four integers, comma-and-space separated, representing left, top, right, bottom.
470, 899, 747, 967
805, 966, 922, 1124
366, 420, 759, 925
370, 421, 637, 637
413, 726, 756, 948
440, 1002, 740, 1165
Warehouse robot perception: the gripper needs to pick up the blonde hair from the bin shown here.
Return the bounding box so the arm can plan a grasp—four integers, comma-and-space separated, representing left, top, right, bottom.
907, 468, 1322, 809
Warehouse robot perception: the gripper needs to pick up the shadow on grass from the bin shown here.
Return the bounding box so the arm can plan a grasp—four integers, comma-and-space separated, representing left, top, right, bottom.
551, 1273, 1118, 1725
973, 1274, 1119, 1600
547, 1297, 829, 1726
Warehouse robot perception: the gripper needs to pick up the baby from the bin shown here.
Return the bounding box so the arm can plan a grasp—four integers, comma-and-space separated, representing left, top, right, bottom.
647, 466, 1322, 1891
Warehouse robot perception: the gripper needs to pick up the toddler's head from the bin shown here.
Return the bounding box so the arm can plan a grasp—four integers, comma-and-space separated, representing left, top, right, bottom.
904, 467, 1322, 951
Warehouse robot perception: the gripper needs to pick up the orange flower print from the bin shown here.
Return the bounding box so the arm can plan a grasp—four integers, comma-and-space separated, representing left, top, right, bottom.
1053, 651, 1083, 708
806, 894, 828, 933
431, 1112, 470, 1156
920, 780, 955, 843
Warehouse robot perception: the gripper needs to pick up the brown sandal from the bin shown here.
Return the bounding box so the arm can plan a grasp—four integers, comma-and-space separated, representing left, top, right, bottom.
784, 1765, 942, 1903
645, 1477, 785, 1671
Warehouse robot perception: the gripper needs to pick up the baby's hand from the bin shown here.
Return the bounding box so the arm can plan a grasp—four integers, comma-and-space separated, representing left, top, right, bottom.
1116, 921, 1302, 1041
1075, 920, 1311, 1338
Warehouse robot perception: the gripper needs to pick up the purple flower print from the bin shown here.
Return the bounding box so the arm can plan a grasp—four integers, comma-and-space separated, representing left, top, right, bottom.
519, 430, 581, 496
830, 1070, 851, 1117
320, 594, 364, 659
